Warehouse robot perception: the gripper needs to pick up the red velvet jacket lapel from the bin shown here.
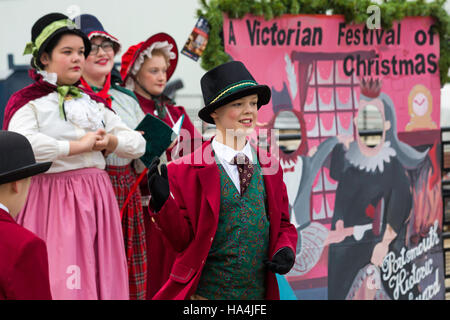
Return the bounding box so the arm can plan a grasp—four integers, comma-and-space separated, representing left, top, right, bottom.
192, 140, 221, 221
0, 207, 53, 300
0, 208, 14, 224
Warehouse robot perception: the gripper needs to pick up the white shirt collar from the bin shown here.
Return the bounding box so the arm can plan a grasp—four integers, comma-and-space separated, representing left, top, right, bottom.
0, 202, 9, 213
212, 137, 254, 164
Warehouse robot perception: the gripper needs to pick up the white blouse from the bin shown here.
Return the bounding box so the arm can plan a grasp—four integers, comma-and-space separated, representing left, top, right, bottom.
105, 87, 145, 167
8, 89, 146, 174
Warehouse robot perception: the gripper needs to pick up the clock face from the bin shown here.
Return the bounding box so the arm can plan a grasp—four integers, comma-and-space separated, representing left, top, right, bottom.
412, 92, 429, 116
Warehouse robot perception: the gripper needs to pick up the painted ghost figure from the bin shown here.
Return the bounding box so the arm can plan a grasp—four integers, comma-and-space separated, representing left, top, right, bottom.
326, 78, 428, 300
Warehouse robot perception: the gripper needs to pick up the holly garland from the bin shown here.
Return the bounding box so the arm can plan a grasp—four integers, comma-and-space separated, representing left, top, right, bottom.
197, 0, 450, 86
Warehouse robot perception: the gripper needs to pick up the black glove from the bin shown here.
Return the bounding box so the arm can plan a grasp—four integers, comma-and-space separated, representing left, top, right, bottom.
147, 157, 170, 212
264, 247, 295, 275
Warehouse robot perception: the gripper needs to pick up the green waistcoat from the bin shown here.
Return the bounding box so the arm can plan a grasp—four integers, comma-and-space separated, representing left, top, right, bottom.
196, 156, 270, 299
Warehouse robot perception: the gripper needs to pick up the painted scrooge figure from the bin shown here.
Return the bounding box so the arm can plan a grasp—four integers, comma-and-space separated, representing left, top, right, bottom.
147, 61, 297, 300
325, 78, 429, 300
3, 13, 146, 299
120, 33, 202, 299
76, 14, 147, 300
0, 131, 53, 300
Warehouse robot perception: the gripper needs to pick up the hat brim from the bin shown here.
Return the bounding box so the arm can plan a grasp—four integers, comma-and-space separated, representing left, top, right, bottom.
122, 32, 178, 85
198, 84, 271, 124
37, 27, 92, 62
0, 162, 52, 185
87, 31, 121, 55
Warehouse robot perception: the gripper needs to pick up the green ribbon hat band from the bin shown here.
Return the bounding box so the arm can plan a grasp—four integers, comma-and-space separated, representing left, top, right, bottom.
23, 19, 78, 56
23, 19, 83, 120
209, 80, 258, 105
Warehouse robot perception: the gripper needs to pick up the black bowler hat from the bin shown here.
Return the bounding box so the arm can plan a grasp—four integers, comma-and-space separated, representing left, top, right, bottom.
24, 13, 91, 69
198, 61, 271, 124
0, 131, 52, 185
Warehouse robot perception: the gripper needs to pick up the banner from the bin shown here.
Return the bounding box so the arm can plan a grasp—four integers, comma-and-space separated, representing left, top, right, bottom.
224, 13, 444, 300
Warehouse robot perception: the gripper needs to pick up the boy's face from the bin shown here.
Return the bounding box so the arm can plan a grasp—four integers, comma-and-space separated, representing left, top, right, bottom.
211, 94, 258, 138
2, 177, 32, 218
16, 177, 32, 212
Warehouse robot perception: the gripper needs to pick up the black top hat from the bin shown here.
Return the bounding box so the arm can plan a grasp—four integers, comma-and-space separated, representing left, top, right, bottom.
26, 13, 91, 69
0, 131, 52, 185
198, 61, 271, 124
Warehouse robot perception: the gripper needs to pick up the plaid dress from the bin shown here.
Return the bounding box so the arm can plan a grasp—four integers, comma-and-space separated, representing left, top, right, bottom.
106, 164, 147, 300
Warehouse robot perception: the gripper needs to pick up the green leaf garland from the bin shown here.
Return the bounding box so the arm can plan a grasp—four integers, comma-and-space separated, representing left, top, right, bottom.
197, 0, 450, 86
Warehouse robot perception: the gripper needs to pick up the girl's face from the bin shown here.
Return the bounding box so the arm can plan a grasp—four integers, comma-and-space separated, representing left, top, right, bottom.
40, 34, 85, 85
83, 36, 115, 84
135, 54, 168, 96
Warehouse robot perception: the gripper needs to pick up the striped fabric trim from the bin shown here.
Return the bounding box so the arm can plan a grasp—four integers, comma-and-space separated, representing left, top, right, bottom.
87, 31, 120, 42
87, 31, 122, 53
209, 80, 258, 105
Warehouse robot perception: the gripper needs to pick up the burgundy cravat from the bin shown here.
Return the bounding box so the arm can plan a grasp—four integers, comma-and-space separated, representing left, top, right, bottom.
231, 153, 254, 195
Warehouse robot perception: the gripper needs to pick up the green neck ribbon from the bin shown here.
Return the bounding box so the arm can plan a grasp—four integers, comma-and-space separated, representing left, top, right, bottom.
56, 85, 83, 120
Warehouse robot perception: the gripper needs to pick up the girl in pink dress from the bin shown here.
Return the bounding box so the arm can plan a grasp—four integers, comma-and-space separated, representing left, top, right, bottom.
3, 13, 145, 300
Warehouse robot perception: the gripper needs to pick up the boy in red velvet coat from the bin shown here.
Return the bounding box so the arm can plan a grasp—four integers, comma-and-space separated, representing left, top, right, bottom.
0, 131, 52, 299
147, 61, 297, 300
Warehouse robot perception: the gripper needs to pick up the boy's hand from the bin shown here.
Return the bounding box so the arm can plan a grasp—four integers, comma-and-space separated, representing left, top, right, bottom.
147, 157, 170, 212
264, 247, 295, 275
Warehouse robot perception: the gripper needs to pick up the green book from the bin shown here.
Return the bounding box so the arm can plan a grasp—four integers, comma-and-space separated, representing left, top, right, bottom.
135, 114, 184, 167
